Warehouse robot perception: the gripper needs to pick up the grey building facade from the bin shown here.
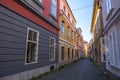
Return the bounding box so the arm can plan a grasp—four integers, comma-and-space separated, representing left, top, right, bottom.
0, 0, 59, 80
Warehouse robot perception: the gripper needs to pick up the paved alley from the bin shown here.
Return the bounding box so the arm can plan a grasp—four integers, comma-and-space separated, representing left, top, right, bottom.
38, 58, 107, 80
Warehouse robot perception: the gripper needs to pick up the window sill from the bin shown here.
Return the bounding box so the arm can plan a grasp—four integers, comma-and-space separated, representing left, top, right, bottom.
106, 8, 114, 20
25, 61, 37, 65
110, 63, 120, 70
49, 59, 55, 61
50, 14, 58, 22
35, 0, 45, 10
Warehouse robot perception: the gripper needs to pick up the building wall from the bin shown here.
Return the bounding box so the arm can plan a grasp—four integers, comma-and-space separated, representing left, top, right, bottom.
100, 0, 120, 78
58, 0, 77, 67
0, 0, 59, 79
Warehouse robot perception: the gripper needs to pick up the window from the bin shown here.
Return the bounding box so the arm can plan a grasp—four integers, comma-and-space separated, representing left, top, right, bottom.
49, 37, 56, 61
108, 28, 119, 68
111, 30, 119, 65
51, 0, 57, 17
25, 28, 39, 64
106, 0, 112, 13
72, 21, 74, 26
61, 21, 64, 33
68, 13, 70, 19
61, 46, 64, 60
63, 6, 66, 13
100, 37, 108, 62
74, 34, 76, 41
68, 48, 70, 59
68, 27, 70, 38
75, 50, 77, 57
72, 32, 74, 41
72, 49, 74, 58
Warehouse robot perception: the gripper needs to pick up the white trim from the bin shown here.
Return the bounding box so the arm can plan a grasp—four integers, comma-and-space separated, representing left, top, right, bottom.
25, 28, 39, 65
59, 37, 74, 46
49, 36, 56, 61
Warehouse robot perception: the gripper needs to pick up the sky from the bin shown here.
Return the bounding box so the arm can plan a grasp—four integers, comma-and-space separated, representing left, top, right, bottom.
67, 0, 93, 42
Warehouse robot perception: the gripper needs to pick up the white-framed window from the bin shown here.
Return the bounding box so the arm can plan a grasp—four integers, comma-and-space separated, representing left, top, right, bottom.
25, 28, 39, 64
106, 0, 112, 14
68, 13, 70, 19
49, 37, 56, 61
108, 28, 119, 68
61, 21, 64, 33
100, 37, 109, 62
68, 27, 70, 38
63, 5, 66, 13
51, 0, 57, 17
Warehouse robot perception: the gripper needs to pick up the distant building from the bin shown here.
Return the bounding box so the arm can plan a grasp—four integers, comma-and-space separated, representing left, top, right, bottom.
77, 28, 84, 59
83, 41, 90, 58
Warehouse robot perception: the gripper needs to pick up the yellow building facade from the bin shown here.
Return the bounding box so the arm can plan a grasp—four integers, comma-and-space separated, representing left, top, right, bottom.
58, 0, 78, 67
90, 0, 104, 65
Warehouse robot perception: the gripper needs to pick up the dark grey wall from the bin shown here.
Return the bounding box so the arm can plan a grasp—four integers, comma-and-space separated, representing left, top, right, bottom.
0, 5, 59, 77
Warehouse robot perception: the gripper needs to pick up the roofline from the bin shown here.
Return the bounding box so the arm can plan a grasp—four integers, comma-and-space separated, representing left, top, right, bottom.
65, 0, 76, 23
90, 0, 99, 33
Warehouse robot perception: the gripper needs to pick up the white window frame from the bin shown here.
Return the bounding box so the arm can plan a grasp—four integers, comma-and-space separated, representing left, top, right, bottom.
49, 37, 56, 61
100, 37, 109, 62
25, 28, 39, 65
51, 0, 57, 17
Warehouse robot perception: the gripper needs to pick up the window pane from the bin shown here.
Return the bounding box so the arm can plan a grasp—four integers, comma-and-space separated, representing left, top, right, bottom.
72, 49, 74, 58
61, 21, 64, 33
26, 42, 37, 63
68, 48, 70, 59
49, 37, 55, 60
51, 0, 57, 17
61, 46, 64, 60
28, 30, 38, 42
50, 46, 54, 60
68, 27, 70, 37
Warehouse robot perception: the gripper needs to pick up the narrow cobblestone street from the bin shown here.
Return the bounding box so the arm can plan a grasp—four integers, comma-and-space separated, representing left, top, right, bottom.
38, 58, 107, 80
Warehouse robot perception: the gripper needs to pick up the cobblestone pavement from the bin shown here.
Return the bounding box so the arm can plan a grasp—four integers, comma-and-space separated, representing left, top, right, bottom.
38, 58, 107, 80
